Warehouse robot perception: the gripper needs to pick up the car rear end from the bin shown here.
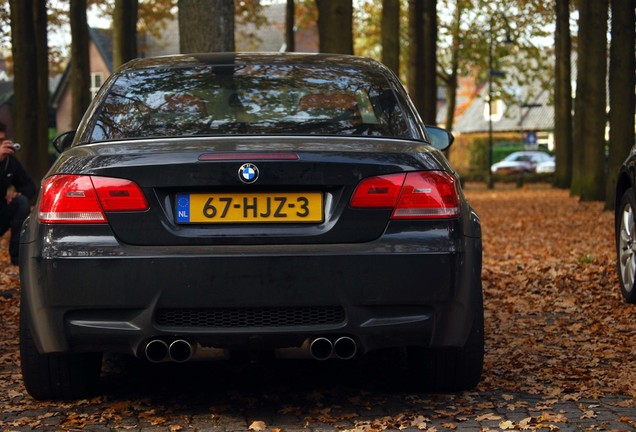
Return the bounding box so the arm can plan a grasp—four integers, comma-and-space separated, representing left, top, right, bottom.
19, 53, 483, 398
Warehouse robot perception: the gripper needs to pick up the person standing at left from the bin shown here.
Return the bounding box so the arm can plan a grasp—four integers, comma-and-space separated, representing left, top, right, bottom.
0, 122, 35, 265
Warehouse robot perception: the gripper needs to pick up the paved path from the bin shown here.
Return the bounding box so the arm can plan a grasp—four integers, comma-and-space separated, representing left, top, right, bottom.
1, 354, 634, 431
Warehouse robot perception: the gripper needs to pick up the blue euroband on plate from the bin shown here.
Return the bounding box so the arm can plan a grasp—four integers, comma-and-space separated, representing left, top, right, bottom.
176, 193, 191, 223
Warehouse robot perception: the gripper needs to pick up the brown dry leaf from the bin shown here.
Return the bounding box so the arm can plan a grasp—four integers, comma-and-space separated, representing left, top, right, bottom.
499, 420, 516, 430
249, 420, 267, 431
539, 412, 568, 423
580, 410, 596, 419
475, 413, 501, 421
519, 417, 533, 428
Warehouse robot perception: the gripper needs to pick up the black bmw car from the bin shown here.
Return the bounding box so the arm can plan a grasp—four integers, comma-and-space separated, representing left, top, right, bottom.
20, 53, 483, 399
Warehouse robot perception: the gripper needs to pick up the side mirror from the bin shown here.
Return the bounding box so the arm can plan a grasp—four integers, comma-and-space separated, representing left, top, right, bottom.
425, 126, 454, 151
52, 131, 76, 153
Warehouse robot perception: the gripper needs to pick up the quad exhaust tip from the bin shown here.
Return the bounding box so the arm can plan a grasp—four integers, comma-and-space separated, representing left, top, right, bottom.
145, 339, 194, 363
145, 339, 169, 363
309, 336, 357, 360
145, 337, 355, 362
169, 339, 194, 363
334, 336, 357, 360
309, 337, 333, 361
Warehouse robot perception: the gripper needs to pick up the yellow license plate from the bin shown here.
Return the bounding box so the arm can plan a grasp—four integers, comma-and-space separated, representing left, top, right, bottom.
176, 192, 323, 223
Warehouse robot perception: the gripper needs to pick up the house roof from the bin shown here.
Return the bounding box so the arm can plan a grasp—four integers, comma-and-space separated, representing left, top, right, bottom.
89, 27, 114, 72
453, 83, 554, 134
51, 27, 114, 108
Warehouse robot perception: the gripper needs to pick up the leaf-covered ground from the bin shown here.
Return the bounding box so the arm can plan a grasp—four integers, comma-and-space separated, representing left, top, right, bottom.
469, 184, 635, 399
0, 184, 635, 431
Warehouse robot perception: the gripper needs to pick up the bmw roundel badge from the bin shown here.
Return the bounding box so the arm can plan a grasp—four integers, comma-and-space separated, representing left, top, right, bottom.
238, 163, 259, 184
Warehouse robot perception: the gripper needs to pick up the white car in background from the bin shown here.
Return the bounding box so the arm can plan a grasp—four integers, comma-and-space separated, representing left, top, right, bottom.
491, 151, 554, 174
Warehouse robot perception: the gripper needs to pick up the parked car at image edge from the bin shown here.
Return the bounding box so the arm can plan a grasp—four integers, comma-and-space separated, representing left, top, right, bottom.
615, 145, 636, 304
490, 150, 555, 174
19, 53, 484, 400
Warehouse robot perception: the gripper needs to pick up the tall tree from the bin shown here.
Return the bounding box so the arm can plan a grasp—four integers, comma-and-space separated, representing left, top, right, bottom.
285, 0, 295, 52
571, 0, 608, 201
381, 0, 399, 75
438, 1, 461, 131
178, 0, 235, 53
113, 0, 138, 70
70, 0, 90, 129
316, 0, 353, 54
605, 0, 636, 209
407, 0, 424, 114
421, 0, 437, 124
553, 0, 573, 189
9, 0, 49, 182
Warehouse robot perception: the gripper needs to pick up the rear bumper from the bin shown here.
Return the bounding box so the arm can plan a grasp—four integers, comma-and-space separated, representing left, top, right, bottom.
20, 220, 482, 358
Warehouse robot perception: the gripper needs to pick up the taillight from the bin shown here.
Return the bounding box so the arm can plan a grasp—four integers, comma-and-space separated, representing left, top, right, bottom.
92, 177, 148, 212
349, 173, 405, 208
392, 171, 460, 219
39, 175, 148, 224
350, 171, 460, 219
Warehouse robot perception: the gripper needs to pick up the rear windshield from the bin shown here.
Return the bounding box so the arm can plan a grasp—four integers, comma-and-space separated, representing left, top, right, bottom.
88, 63, 414, 142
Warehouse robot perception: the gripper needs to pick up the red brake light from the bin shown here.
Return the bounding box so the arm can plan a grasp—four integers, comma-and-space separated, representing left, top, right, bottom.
349, 171, 460, 219
350, 173, 405, 208
92, 177, 148, 211
39, 175, 148, 224
392, 171, 460, 219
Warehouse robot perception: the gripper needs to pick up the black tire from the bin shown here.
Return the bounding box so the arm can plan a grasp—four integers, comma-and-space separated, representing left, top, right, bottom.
616, 188, 636, 303
407, 296, 484, 392
20, 299, 102, 400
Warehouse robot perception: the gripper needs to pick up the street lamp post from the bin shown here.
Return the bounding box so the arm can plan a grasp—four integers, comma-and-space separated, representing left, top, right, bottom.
486, 13, 513, 190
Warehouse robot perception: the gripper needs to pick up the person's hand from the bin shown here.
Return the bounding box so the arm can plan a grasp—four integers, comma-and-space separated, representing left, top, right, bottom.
0, 139, 16, 161
5, 191, 20, 205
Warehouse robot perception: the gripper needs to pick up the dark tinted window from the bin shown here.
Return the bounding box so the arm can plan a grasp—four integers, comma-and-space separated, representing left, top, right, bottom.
89, 63, 413, 142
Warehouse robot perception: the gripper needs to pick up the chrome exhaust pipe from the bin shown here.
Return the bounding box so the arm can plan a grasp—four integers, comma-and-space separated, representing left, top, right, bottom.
145, 339, 169, 363
333, 336, 357, 360
169, 339, 194, 363
309, 337, 333, 360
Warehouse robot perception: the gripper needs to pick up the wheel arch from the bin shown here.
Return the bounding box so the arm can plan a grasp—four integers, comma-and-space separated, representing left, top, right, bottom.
615, 170, 634, 221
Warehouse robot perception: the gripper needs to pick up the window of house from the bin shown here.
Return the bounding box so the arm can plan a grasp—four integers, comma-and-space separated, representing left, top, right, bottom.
483, 98, 505, 122
90, 72, 104, 99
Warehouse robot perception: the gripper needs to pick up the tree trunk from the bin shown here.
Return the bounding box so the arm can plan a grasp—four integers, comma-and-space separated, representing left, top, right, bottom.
407, 0, 424, 114
316, 0, 353, 54
442, 3, 462, 132
553, 0, 573, 189
421, 0, 437, 124
571, 0, 608, 201
70, 0, 91, 129
33, 0, 49, 181
178, 0, 235, 53
285, 0, 295, 52
444, 79, 458, 131
113, 0, 138, 70
9, 0, 49, 183
381, 0, 399, 75
605, 0, 635, 209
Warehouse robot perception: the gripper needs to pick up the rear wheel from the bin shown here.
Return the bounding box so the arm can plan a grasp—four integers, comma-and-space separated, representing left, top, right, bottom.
20, 300, 102, 400
617, 188, 636, 303
407, 297, 484, 392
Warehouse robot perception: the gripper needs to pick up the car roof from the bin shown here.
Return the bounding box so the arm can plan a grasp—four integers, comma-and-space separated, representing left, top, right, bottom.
119, 52, 389, 75
509, 151, 546, 156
